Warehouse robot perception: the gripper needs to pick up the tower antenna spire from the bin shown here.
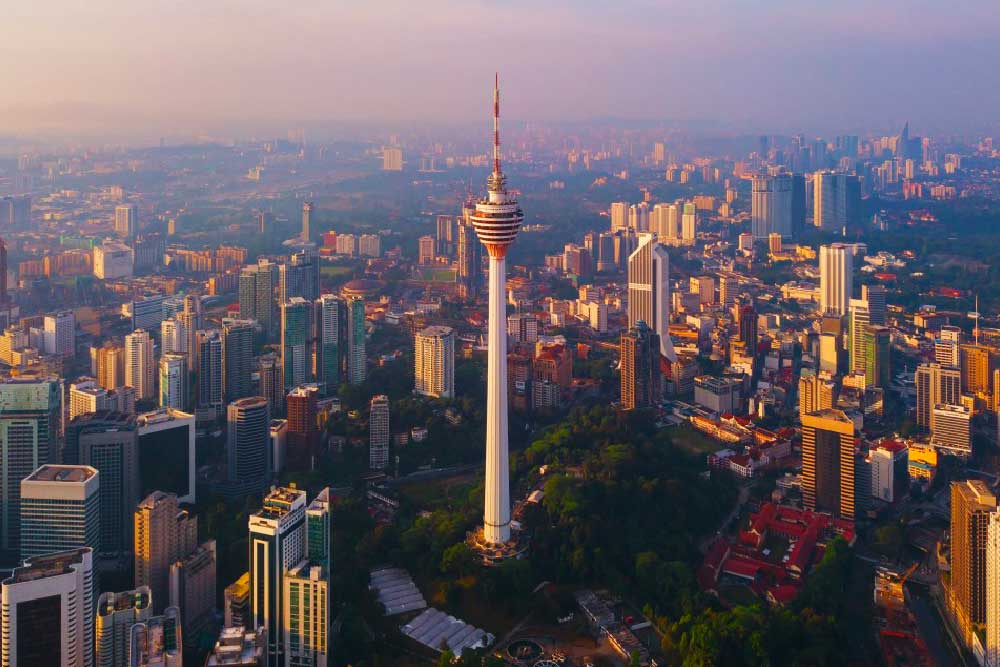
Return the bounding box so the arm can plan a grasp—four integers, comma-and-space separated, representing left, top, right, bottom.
493, 72, 501, 175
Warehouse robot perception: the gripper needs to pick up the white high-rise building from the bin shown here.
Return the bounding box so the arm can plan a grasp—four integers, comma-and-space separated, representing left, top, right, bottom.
819, 243, 853, 316
160, 318, 185, 356
43, 311, 75, 358
369, 395, 389, 470
125, 329, 155, 400
20, 465, 100, 561
1, 547, 95, 667
115, 204, 137, 237
468, 76, 523, 547
628, 202, 650, 232
414, 326, 455, 399
609, 202, 628, 231
751, 172, 793, 239
627, 234, 676, 362
158, 353, 187, 410
680, 202, 697, 243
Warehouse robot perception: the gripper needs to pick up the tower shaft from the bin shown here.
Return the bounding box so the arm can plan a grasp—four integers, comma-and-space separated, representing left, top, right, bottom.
483, 255, 511, 543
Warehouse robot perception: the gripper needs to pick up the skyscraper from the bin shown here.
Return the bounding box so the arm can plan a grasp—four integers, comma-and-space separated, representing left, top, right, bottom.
813, 171, 860, 230
862, 326, 891, 389
283, 561, 329, 667
196, 329, 224, 418
222, 319, 255, 402
249, 486, 307, 667
369, 394, 390, 470
160, 318, 184, 356
226, 398, 272, 494
158, 353, 188, 410
127, 607, 183, 667
468, 75, 523, 547
751, 172, 793, 239
257, 353, 283, 415
819, 243, 853, 316
346, 297, 366, 385
0, 377, 62, 553
609, 202, 628, 231
95, 343, 126, 391
136, 408, 196, 503
169, 540, 217, 648
627, 234, 676, 362
848, 298, 870, 375
134, 491, 197, 614
455, 209, 483, 299
96, 586, 153, 667
681, 202, 698, 243
281, 298, 310, 391
801, 408, 856, 519
951, 480, 996, 642
986, 509, 1000, 667
43, 311, 75, 358
315, 295, 341, 393
798, 371, 837, 417
932, 404, 972, 456
620, 321, 661, 411
115, 203, 137, 238
305, 488, 331, 569
291, 250, 320, 303
20, 465, 100, 561
239, 260, 277, 339
1, 548, 94, 667
125, 329, 156, 401
286, 385, 319, 472
936, 325, 962, 367
862, 283, 887, 325
960, 343, 992, 398
915, 362, 962, 430
301, 202, 313, 242
414, 325, 455, 399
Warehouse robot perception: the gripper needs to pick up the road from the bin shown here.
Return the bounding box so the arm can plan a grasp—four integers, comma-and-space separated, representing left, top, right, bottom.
699, 484, 751, 554
907, 583, 969, 667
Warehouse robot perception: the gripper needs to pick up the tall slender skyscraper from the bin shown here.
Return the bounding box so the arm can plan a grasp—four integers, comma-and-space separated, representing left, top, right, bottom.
414, 325, 455, 399
125, 329, 156, 401
468, 75, 523, 547
301, 202, 313, 242
196, 329, 224, 418
20, 464, 101, 561
369, 395, 389, 470
222, 319, 255, 402
315, 296, 341, 393
951, 480, 996, 642
819, 243, 853, 316
226, 397, 271, 494
281, 298, 310, 391
751, 172, 793, 239
346, 297, 366, 385
627, 234, 676, 362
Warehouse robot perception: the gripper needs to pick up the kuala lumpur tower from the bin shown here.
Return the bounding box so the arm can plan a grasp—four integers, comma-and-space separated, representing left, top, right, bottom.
470, 74, 523, 547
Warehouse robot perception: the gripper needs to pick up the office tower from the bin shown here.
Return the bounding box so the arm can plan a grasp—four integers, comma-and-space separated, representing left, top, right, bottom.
628, 202, 650, 232
127, 607, 182, 667
936, 325, 962, 367
158, 353, 188, 410
596, 231, 616, 273
862, 326, 891, 389
382, 147, 403, 171
70, 412, 139, 561
418, 235, 436, 264
951, 480, 996, 638
1, 548, 94, 667
306, 488, 330, 569
270, 419, 287, 475
436, 214, 455, 256
689, 275, 714, 306
249, 486, 307, 667
315, 296, 341, 393
239, 260, 277, 339
609, 202, 628, 230
848, 298, 870, 375
169, 540, 217, 648
93, 241, 135, 279
932, 404, 972, 456
0, 238, 6, 304
227, 398, 272, 493
134, 491, 197, 614
278, 262, 304, 310
915, 363, 962, 430
281, 298, 310, 391
467, 76, 525, 547
115, 204, 138, 238
283, 561, 329, 667
136, 408, 196, 503
43, 311, 75, 358
751, 172, 793, 239
96, 587, 153, 667
819, 243, 853, 316
0, 378, 62, 553
358, 233, 381, 258
95, 344, 127, 390
286, 386, 319, 472
680, 202, 697, 242
719, 275, 736, 309
813, 170, 860, 230
301, 202, 313, 242
862, 284, 887, 325
222, 319, 255, 402
737, 302, 758, 352
125, 329, 156, 400
20, 465, 100, 561
292, 250, 320, 303
791, 173, 806, 235
224, 572, 251, 630
627, 234, 676, 362
961, 344, 992, 397
801, 408, 856, 519
346, 297, 366, 385
414, 325, 455, 399
258, 354, 283, 415
369, 394, 390, 470
196, 329, 224, 418
70, 378, 118, 419
798, 372, 838, 417
620, 321, 661, 411
258, 212, 267, 235
455, 210, 483, 298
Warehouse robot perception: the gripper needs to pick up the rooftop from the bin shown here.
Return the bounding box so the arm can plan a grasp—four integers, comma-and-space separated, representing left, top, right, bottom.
25, 464, 97, 483
5, 548, 91, 585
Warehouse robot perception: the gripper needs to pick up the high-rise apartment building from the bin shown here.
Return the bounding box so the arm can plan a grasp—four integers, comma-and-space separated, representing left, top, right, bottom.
249, 486, 307, 667
306, 488, 330, 569
95, 343, 126, 391
950, 480, 996, 641
222, 319, 255, 402
315, 296, 341, 393
382, 147, 403, 171
257, 354, 283, 415
96, 586, 153, 667
369, 395, 390, 470
960, 344, 992, 398
819, 243, 853, 316
681, 202, 698, 243
751, 172, 793, 239
134, 491, 197, 614
620, 321, 661, 411
346, 297, 366, 385
915, 363, 962, 430
239, 260, 277, 339
936, 325, 962, 367
158, 353, 188, 410
862, 326, 891, 389
455, 213, 482, 298
43, 310, 75, 358
0, 377, 62, 553
801, 409, 856, 519
20, 465, 100, 561
281, 298, 310, 391
226, 398, 272, 494
627, 234, 676, 362
862, 283, 888, 325
125, 329, 155, 401
609, 202, 628, 231
115, 204, 137, 238
1, 548, 94, 667
414, 325, 455, 399
848, 298, 870, 375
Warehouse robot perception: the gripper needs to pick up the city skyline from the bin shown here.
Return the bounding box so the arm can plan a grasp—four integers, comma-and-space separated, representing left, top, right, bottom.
3, 1, 1000, 142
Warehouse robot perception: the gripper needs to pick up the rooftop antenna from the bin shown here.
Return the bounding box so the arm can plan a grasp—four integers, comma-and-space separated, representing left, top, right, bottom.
493, 72, 501, 176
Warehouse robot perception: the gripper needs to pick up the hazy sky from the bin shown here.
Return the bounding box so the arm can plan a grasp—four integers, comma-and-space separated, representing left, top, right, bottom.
2, 0, 998, 141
